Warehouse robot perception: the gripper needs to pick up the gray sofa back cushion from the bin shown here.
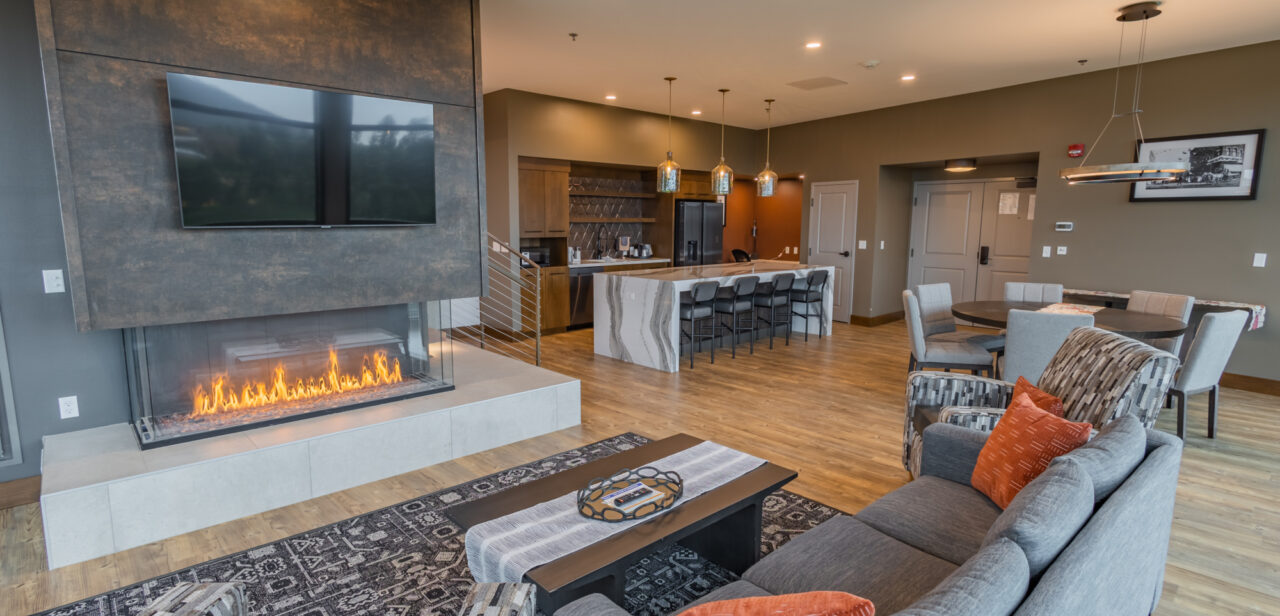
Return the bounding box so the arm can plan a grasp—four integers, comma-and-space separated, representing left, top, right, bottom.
983, 457, 1094, 577
1060, 414, 1146, 502
1013, 431, 1182, 616
895, 537, 1029, 616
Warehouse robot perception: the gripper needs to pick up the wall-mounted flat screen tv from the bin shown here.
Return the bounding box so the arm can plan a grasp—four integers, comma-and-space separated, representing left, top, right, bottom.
166, 73, 436, 228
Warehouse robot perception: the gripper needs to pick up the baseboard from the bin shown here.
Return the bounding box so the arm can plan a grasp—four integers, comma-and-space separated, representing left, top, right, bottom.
849, 311, 905, 327
1221, 373, 1280, 397
0, 474, 41, 510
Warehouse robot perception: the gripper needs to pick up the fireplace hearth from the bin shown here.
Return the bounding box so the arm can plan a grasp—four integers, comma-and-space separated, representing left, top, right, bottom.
124, 302, 454, 448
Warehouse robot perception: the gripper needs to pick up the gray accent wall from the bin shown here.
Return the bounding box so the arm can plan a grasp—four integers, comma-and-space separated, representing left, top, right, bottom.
34, 0, 487, 331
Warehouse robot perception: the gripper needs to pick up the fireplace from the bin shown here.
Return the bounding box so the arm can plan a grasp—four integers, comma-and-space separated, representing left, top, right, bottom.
124, 302, 454, 448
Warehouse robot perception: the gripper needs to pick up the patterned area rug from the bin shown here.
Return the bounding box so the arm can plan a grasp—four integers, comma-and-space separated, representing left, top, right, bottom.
38, 434, 842, 616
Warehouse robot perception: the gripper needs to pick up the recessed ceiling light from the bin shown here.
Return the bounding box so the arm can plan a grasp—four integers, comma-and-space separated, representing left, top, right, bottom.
805, 41, 822, 49
691, 110, 702, 115
604, 94, 617, 100
901, 74, 916, 81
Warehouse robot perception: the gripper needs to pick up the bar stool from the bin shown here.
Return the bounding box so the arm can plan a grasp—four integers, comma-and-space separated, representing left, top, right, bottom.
679, 281, 719, 368
715, 276, 759, 358
791, 269, 829, 341
754, 273, 794, 348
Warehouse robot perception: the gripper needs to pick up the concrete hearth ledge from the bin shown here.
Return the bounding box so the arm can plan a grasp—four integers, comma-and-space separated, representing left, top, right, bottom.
39, 344, 581, 570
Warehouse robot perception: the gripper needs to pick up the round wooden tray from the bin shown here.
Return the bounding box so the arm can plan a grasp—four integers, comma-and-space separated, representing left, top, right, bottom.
577, 466, 683, 523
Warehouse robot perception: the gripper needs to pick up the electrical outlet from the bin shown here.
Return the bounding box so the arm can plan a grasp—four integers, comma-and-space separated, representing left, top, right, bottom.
857, 240, 867, 250
58, 395, 79, 419
793, 246, 799, 254
1253, 253, 1267, 268
1042, 246, 1052, 258
1056, 246, 1068, 256
43, 269, 65, 293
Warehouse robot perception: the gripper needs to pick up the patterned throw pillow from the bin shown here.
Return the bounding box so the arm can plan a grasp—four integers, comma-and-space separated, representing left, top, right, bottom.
1012, 376, 1064, 416
677, 591, 875, 616
971, 393, 1092, 508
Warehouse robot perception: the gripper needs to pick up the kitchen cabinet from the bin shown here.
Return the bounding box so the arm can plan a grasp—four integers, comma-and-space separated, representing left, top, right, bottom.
518, 158, 570, 238
540, 266, 570, 331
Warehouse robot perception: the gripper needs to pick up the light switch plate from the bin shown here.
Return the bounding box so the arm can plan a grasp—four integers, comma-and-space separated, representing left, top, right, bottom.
1056, 246, 1068, 255
42, 269, 65, 293
1254, 253, 1267, 268
1042, 246, 1052, 258
58, 396, 79, 419
879, 240, 885, 250
857, 240, 867, 250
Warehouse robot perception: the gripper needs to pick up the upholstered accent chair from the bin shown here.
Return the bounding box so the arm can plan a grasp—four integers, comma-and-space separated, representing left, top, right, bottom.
903, 290, 994, 375
1126, 290, 1194, 356
1168, 310, 1248, 439
903, 327, 1179, 475
1000, 309, 1093, 385
1003, 282, 1064, 303
915, 283, 1004, 352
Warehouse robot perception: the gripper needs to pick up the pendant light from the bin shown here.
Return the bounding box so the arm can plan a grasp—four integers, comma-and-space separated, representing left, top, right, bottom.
656, 76, 681, 193
1060, 2, 1187, 185
756, 98, 778, 197
710, 89, 733, 195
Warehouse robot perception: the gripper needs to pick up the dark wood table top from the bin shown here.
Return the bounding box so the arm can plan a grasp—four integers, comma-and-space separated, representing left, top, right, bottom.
447, 433, 797, 595
951, 300, 1189, 339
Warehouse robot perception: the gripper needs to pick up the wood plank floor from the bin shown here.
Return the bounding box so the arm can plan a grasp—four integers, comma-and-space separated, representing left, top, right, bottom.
1, 322, 1276, 615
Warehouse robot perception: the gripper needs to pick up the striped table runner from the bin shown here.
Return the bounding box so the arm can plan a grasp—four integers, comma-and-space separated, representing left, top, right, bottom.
465, 441, 765, 583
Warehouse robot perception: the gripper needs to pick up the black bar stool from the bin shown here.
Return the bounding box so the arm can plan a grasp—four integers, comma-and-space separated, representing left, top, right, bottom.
791, 269, 829, 341
754, 272, 794, 348
715, 276, 759, 358
679, 281, 719, 368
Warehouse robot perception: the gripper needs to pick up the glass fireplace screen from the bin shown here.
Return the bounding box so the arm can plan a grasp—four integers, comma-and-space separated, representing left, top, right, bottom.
125, 302, 453, 448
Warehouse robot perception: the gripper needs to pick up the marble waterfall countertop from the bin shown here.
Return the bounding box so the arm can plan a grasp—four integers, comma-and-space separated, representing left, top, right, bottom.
567, 257, 671, 269
593, 260, 835, 372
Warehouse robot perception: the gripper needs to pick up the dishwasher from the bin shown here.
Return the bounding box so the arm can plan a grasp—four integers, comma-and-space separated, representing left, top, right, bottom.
568, 266, 602, 328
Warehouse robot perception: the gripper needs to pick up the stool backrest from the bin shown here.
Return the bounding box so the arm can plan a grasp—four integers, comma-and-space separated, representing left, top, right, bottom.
771, 273, 795, 294
732, 276, 759, 296
806, 269, 829, 290
691, 281, 719, 303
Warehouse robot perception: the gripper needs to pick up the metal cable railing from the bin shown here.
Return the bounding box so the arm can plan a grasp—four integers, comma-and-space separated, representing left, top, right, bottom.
451, 232, 542, 365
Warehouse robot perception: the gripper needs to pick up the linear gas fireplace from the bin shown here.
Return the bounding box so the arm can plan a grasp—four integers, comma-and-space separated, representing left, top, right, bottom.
124, 302, 454, 448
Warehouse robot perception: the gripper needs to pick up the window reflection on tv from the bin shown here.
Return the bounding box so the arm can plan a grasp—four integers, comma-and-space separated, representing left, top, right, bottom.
166, 73, 436, 228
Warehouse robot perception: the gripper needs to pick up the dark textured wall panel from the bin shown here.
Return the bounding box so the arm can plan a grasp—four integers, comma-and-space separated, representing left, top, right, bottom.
49, 0, 475, 107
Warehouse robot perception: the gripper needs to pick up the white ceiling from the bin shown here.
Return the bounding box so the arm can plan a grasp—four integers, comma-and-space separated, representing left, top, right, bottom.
479, 0, 1280, 129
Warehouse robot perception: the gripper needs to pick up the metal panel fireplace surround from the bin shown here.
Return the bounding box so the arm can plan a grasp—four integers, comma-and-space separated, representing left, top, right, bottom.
124, 302, 454, 448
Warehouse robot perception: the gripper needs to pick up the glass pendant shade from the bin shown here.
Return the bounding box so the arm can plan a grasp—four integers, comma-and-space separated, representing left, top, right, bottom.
711, 159, 733, 195
756, 166, 778, 197
657, 152, 681, 193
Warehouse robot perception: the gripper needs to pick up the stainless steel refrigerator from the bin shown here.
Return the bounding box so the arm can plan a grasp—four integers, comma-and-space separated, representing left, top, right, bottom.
674, 200, 725, 266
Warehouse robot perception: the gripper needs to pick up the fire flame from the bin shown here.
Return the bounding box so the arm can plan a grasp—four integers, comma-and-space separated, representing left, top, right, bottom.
191, 348, 402, 416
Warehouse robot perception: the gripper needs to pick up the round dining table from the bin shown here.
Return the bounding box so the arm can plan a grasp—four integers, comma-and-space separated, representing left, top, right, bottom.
950, 300, 1189, 339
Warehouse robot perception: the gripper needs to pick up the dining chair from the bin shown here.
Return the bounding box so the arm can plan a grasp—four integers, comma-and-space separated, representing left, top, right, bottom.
902, 290, 993, 375
1126, 290, 1195, 356
1168, 310, 1248, 439
1004, 282, 1064, 303
914, 283, 1004, 352
1000, 309, 1094, 385
731, 249, 752, 263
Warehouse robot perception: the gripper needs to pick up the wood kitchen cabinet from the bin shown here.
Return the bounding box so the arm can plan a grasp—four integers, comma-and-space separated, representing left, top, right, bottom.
540, 266, 570, 331
518, 158, 570, 238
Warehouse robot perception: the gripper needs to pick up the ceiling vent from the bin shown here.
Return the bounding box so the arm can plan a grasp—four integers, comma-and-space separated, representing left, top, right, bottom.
786, 76, 848, 91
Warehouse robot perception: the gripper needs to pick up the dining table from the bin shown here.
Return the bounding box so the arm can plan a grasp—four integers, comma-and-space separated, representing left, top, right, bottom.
950, 300, 1189, 339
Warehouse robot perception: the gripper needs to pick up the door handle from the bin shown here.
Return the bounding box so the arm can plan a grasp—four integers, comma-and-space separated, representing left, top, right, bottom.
979, 246, 990, 265
839, 250, 851, 258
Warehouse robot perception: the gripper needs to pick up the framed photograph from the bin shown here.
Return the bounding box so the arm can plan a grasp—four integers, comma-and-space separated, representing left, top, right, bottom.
1130, 129, 1265, 201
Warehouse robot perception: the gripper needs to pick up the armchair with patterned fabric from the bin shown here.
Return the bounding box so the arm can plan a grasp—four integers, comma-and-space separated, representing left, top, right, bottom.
902, 327, 1179, 476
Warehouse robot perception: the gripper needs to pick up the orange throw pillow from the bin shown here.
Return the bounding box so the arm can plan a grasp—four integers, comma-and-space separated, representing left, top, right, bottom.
971, 393, 1092, 508
1012, 376, 1064, 416
677, 591, 875, 616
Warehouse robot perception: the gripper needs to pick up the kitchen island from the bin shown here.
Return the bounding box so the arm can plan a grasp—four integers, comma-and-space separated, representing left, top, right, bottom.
594, 261, 835, 371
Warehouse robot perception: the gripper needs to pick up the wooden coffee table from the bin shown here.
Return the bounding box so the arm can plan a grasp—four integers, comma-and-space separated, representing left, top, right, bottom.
447, 434, 797, 613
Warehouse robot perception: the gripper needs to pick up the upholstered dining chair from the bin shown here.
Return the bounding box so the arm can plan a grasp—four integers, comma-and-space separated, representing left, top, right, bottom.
1004, 282, 1064, 303
1168, 310, 1248, 439
1126, 290, 1194, 356
902, 326, 1179, 476
902, 290, 994, 375
1000, 309, 1094, 385
914, 283, 1004, 352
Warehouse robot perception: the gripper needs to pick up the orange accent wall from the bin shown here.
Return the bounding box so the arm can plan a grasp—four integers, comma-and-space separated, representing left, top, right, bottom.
722, 179, 756, 261
719, 178, 803, 262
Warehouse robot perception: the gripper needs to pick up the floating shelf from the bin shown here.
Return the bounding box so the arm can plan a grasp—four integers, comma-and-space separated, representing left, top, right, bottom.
569, 217, 656, 224
569, 190, 658, 199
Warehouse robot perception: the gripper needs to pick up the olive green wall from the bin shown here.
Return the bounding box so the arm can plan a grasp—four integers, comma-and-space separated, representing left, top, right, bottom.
772, 41, 1279, 379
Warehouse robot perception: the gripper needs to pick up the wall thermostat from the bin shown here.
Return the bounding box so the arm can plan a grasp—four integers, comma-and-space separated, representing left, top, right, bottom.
1054, 222, 1074, 232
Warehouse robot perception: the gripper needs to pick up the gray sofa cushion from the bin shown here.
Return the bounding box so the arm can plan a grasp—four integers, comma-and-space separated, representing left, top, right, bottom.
1059, 414, 1146, 502
895, 537, 1030, 616
856, 476, 1000, 565
920, 423, 989, 485
679, 580, 771, 609
553, 593, 630, 616
743, 515, 957, 615
983, 457, 1094, 577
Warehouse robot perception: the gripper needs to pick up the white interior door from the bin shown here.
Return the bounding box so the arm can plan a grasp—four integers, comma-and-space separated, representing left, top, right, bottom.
975, 181, 1037, 301
808, 181, 858, 322
908, 182, 984, 303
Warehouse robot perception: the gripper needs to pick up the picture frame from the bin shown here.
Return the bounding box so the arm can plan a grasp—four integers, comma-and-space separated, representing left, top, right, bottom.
1130, 129, 1265, 202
